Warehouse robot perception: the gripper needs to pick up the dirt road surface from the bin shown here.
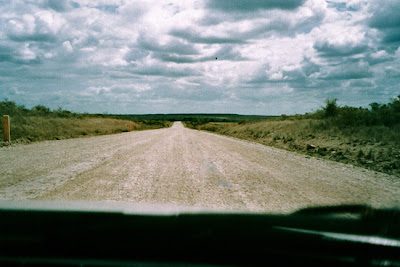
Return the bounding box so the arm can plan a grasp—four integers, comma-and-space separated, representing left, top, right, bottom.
0, 122, 399, 213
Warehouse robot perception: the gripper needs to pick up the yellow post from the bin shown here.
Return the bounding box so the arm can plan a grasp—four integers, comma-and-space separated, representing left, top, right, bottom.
3, 115, 10, 142
129, 124, 131, 132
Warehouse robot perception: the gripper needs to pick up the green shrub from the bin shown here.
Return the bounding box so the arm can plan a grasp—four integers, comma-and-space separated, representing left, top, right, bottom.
305, 96, 400, 131
0, 99, 79, 119
323, 98, 339, 118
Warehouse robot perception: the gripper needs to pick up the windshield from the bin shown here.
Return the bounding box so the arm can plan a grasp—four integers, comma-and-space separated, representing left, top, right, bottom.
0, 0, 399, 214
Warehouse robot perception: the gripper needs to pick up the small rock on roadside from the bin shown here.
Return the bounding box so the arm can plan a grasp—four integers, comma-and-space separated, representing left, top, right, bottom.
306, 144, 316, 150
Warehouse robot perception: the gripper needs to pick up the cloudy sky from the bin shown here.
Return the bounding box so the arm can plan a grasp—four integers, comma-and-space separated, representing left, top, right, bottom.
0, 0, 399, 115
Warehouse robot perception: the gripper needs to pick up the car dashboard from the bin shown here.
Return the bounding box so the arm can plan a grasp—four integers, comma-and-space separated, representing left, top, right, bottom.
0, 201, 399, 266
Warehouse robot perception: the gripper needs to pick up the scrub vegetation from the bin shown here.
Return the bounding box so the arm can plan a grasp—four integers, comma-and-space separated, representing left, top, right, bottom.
184, 97, 400, 176
0, 99, 171, 145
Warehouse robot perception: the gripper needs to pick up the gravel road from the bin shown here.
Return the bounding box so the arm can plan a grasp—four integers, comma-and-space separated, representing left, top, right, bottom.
0, 122, 399, 213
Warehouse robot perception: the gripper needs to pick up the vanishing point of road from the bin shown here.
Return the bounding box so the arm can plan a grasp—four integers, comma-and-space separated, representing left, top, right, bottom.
0, 122, 399, 213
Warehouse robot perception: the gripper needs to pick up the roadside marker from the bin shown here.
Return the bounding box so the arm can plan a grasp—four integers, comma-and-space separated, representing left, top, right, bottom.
3, 115, 10, 142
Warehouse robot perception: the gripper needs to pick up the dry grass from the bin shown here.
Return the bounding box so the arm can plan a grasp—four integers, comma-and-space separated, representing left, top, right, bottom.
0, 99, 172, 145
0, 116, 171, 145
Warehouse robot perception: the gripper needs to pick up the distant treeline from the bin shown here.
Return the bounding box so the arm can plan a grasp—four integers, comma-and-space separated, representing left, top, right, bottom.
0, 99, 277, 124
112, 114, 277, 125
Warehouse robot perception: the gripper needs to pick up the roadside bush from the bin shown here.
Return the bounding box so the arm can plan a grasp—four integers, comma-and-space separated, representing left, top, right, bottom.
314, 96, 400, 128
323, 98, 339, 118
0, 99, 79, 119
31, 105, 51, 116
0, 99, 28, 116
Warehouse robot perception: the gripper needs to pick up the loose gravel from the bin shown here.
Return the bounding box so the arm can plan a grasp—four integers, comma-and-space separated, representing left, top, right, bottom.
0, 122, 399, 213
